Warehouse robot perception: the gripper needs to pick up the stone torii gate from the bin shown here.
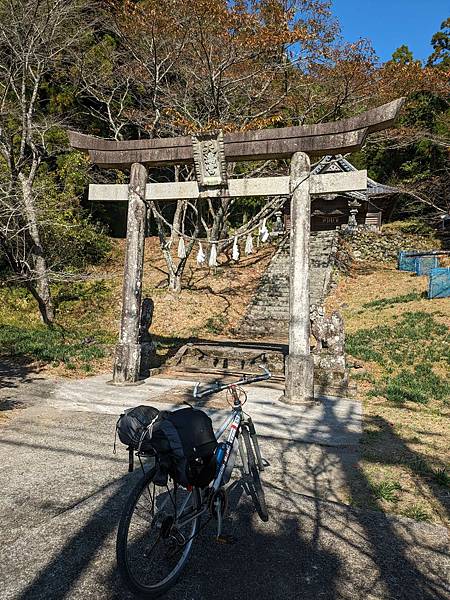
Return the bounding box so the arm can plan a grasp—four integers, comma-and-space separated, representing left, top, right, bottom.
68, 98, 404, 403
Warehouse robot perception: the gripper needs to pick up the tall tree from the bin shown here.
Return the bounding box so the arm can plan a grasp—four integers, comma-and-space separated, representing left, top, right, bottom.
0, 0, 96, 324
427, 17, 450, 68
352, 26, 449, 221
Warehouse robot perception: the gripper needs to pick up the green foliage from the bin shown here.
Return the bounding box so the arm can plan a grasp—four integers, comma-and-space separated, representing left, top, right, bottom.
427, 18, 450, 68
391, 45, 415, 65
354, 89, 449, 219
34, 150, 112, 271
381, 219, 434, 236
370, 480, 401, 503
401, 505, 431, 522
204, 314, 228, 334
347, 312, 450, 405
371, 365, 449, 405
0, 324, 110, 367
433, 468, 450, 488
362, 292, 423, 309
54, 280, 111, 309
347, 312, 450, 366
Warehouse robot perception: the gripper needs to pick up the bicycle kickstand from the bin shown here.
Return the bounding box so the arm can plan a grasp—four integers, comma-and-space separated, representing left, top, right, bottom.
214, 498, 237, 545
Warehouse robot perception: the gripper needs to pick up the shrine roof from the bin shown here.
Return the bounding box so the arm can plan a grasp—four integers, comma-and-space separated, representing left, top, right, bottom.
311, 154, 398, 201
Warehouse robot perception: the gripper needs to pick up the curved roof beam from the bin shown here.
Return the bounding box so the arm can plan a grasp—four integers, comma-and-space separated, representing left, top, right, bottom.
68, 98, 404, 169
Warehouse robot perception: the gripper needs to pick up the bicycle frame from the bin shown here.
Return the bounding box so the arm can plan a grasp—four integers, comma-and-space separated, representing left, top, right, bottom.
155, 403, 244, 532
148, 367, 271, 533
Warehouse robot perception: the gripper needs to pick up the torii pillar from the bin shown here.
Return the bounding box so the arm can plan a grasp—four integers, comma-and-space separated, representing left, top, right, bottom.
113, 163, 148, 384
285, 152, 314, 404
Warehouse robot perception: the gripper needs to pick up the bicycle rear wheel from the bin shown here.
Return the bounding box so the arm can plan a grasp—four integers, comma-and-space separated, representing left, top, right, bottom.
241, 426, 269, 522
116, 467, 201, 598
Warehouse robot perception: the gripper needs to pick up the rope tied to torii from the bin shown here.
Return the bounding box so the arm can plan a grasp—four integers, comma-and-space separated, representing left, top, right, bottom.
148, 150, 310, 263
149, 194, 284, 265
148, 191, 289, 246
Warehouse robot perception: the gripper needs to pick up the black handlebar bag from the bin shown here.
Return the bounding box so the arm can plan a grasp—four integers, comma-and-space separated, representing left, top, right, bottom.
151, 407, 217, 488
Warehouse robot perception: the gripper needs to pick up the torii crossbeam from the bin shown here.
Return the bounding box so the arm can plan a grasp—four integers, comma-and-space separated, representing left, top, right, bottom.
69, 98, 404, 402
69, 99, 403, 168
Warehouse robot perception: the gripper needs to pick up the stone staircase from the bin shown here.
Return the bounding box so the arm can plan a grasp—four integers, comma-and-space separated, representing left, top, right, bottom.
238, 231, 339, 339
167, 230, 353, 395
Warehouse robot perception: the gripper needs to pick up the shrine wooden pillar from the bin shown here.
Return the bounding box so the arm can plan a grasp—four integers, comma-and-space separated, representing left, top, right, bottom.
284, 152, 314, 404
113, 162, 148, 384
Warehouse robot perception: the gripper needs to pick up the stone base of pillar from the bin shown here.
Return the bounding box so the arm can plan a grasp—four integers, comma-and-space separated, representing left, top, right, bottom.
112, 343, 142, 385
282, 354, 315, 404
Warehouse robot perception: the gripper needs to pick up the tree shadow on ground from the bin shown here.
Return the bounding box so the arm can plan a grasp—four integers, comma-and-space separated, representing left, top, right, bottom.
3, 401, 449, 600
319, 402, 449, 600
0, 357, 47, 411
359, 414, 449, 521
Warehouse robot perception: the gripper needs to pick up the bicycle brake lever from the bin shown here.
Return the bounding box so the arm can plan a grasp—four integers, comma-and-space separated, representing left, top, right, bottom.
193, 382, 200, 398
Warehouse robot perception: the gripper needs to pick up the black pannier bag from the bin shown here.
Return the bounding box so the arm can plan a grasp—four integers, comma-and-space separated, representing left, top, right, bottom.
151, 407, 218, 488
116, 405, 162, 451
116, 406, 217, 488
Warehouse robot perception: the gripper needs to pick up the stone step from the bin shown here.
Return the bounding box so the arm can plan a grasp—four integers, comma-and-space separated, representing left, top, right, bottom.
239, 231, 339, 339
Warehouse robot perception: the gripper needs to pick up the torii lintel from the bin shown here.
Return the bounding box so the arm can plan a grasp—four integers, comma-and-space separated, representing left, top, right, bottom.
68, 98, 404, 169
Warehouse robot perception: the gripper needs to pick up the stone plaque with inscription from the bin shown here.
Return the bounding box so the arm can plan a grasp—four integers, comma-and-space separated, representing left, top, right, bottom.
192, 131, 227, 188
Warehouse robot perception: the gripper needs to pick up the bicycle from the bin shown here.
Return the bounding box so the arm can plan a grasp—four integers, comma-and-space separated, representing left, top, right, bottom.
116, 366, 271, 598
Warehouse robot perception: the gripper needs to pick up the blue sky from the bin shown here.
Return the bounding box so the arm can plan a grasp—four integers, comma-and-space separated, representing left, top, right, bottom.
331, 0, 449, 63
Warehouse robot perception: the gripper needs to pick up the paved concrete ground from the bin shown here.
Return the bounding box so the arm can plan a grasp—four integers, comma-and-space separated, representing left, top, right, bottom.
49, 373, 362, 446
0, 368, 449, 600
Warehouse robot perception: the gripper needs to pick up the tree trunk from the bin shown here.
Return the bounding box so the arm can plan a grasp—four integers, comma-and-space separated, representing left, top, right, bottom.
170, 166, 183, 246
168, 270, 182, 293
208, 197, 230, 256
19, 173, 55, 325
152, 199, 199, 294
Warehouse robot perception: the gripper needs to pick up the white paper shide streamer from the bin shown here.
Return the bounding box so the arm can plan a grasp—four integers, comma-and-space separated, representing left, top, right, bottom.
245, 233, 254, 255
177, 236, 186, 259
232, 236, 240, 261
196, 242, 206, 265
260, 218, 269, 243
209, 243, 218, 267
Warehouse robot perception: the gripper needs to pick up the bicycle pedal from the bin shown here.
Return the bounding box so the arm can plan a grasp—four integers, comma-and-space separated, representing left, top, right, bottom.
216, 534, 238, 545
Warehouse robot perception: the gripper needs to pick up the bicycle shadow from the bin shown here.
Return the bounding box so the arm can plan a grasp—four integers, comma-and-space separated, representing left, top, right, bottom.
4, 406, 449, 600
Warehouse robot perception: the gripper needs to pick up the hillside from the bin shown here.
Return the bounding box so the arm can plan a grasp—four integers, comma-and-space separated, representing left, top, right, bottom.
326, 254, 449, 527
0, 237, 275, 376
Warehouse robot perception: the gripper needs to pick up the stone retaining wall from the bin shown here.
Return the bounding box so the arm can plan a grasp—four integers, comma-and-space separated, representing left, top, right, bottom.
340, 227, 438, 263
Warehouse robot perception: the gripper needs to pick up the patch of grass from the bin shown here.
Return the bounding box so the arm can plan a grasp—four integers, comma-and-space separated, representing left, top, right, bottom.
408, 456, 431, 475
362, 292, 423, 310
54, 280, 111, 308
401, 505, 431, 522
347, 312, 450, 406
204, 314, 228, 334
351, 371, 375, 383
347, 312, 450, 367
371, 365, 449, 405
432, 468, 450, 488
370, 480, 402, 503
0, 324, 112, 369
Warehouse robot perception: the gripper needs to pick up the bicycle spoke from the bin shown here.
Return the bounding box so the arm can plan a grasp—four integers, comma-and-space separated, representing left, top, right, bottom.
117, 469, 200, 595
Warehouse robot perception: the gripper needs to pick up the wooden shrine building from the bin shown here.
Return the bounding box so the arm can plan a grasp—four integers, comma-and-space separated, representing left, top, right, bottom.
284, 154, 398, 231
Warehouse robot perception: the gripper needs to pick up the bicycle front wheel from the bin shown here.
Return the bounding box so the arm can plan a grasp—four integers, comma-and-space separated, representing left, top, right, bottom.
241, 426, 269, 522
116, 467, 201, 598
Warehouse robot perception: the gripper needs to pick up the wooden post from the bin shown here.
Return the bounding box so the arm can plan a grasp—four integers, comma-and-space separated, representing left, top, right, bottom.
113, 163, 148, 384
284, 152, 315, 404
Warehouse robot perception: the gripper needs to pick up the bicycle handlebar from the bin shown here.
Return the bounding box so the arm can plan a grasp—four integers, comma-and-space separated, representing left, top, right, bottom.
192, 365, 272, 399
